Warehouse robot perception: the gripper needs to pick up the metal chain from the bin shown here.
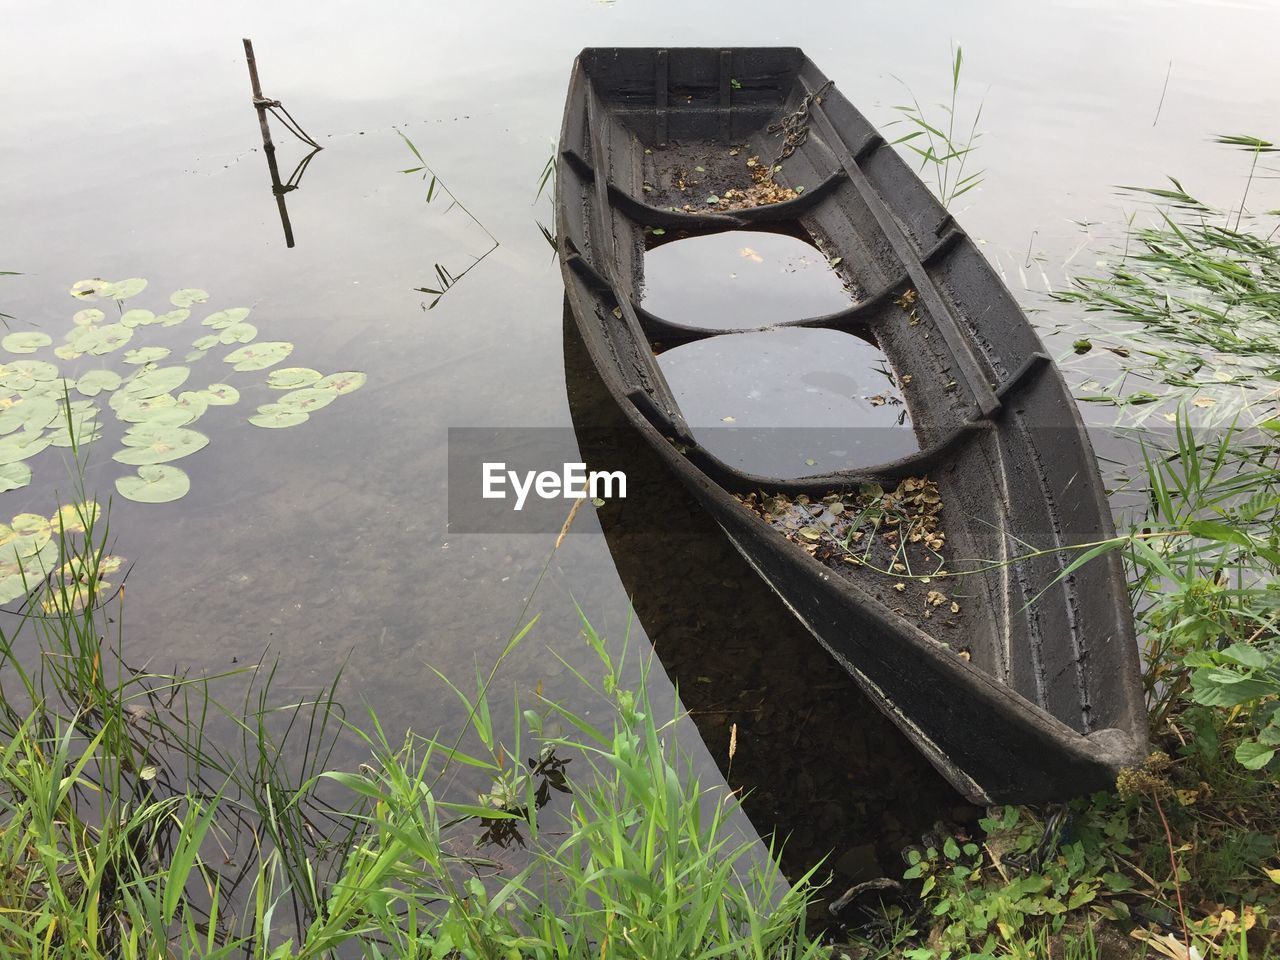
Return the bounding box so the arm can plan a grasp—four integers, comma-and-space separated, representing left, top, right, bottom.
766, 79, 834, 172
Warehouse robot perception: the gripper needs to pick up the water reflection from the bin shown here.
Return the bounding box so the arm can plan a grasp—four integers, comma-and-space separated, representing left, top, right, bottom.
642, 230, 853, 329
242, 38, 324, 249
564, 306, 974, 915
657, 327, 919, 476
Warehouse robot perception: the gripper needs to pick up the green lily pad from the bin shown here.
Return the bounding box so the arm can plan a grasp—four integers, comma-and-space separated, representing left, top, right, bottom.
73, 308, 104, 326
123, 347, 171, 365
120, 309, 155, 328
114, 427, 209, 464
192, 335, 219, 351
27, 377, 76, 400
314, 371, 367, 395
133, 404, 199, 428
219, 322, 257, 345
100, 278, 147, 301
81, 323, 134, 356
70, 279, 110, 300
5, 361, 58, 383
0, 430, 53, 464
266, 367, 322, 389
224, 341, 292, 372
121, 366, 190, 399
278, 387, 338, 412
0, 463, 31, 492
0, 397, 58, 434
54, 344, 84, 361
111, 393, 177, 423
201, 383, 239, 406
76, 370, 123, 398
249, 404, 309, 429
155, 309, 190, 327
202, 307, 251, 330
48, 415, 102, 447
184, 349, 207, 362
170, 289, 209, 308
2, 332, 51, 354
0, 373, 33, 391
115, 464, 190, 503
174, 392, 211, 419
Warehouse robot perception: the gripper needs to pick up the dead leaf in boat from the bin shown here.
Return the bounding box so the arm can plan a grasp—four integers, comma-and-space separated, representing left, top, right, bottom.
739, 247, 764, 263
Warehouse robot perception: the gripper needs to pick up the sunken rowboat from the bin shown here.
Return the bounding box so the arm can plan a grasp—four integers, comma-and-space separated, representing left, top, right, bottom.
555, 47, 1148, 803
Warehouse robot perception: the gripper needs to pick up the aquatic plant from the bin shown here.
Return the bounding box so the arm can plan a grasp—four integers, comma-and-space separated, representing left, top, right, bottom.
888, 45, 986, 209
397, 130, 500, 309
0, 278, 366, 511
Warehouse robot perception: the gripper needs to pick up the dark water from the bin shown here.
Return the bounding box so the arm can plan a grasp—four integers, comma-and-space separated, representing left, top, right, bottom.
3, 0, 1278, 909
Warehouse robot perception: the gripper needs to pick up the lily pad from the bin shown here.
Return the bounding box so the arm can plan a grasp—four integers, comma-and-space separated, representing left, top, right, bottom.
0, 463, 31, 492
267, 367, 322, 389
114, 427, 209, 465
73, 308, 104, 326
76, 370, 123, 398
219, 321, 257, 345
249, 404, 309, 429
111, 393, 177, 423
0, 430, 53, 464
202, 307, 251, 330
170, 289, 209, 308
278, 387, 338, 412
123, 347, 171, 365
192, 334, 219, 351
48, 413, 103, 447
2, 332, 51, 354
100, 278, 148, 301
54, 344, 84, 361
121, 366, 190, 399
115, 464, 190, 503
70, 279, 110, 300
82, 323, 134, 356
155, 309, 190, 327
224, 341, 292, 372
133, 403, 199, 428
184, 349, 207, 362
120, 309, 155, 328
201, 383, 239, 405
5, 361, 58, 383
314, 371, 367, 395
0, 397, 58, 434
174, 392, 211, 420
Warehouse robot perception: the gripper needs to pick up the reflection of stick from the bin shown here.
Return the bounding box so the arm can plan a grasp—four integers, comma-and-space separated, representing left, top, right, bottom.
242, 38, 295, 248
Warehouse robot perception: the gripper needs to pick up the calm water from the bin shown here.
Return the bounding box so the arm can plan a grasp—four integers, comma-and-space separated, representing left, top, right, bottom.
3, 0, 1278, 896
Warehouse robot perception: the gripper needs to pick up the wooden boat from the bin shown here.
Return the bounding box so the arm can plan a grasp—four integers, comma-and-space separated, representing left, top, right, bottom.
555, 47, 1147, 803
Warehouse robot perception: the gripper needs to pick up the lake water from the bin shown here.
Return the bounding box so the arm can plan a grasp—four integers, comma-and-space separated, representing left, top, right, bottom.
3, 0, 1277, 904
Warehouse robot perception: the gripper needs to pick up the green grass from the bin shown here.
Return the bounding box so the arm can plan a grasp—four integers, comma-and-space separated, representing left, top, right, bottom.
0, 486, 829, 957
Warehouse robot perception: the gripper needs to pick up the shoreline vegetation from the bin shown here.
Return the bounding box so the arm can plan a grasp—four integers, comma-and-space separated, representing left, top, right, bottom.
2, 69, 1279, 960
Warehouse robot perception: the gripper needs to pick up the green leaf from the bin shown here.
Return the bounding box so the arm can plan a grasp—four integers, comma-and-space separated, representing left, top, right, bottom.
100, 278, 147, 300
1235, 741, 1276, 769
72, 308, 104, 326
278, 387, 338, 412
123, 347, 172, 365
314, 371, 366, 395
170, 288, 209, 308
70, 279, 110, 300
202, 307, 251, 330
2, 332, 51, 354
218, 322, 257, 345
155, 308, 190, 327
224, 341, 293, 372
113, 427, 209, 465
122, 366, 191, 399
81, 322, 134, 356
201, 383, 239, 405
249, 404, 309, 429
0, 397, 59, 434
115, 464, 190, 503
0, 463, 31, 492
120, 309, 155, 328
0, 430, 53, 464
76, 370, 122, 397
192, 335, 219, 351
1187, 519, 1254, 548
266, 367, 322, 389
